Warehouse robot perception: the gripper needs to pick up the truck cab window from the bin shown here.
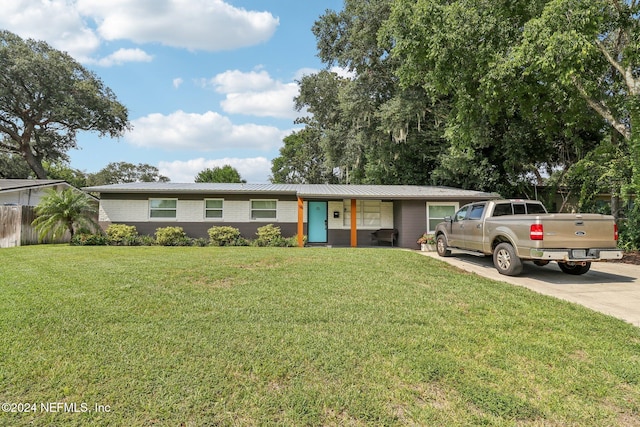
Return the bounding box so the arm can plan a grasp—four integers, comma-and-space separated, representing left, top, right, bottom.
454, 206, 469, 222
526, 203, 547, 214
469, 204, 485, 220
513, 204, 526, 214
492, 203, 512, 217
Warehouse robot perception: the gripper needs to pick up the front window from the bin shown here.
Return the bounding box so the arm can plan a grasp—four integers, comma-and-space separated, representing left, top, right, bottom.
251, 200, 277, 220
427, 203, 458, 232
343, 200, 382, 227
149, 199, 177, 219
205, 199, 223, 219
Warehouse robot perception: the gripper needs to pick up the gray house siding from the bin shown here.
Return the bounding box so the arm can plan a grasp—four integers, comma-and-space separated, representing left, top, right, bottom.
394, 200, 427, 249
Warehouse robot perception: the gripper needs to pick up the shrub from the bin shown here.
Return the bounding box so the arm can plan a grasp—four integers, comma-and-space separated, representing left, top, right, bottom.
286, 234, 306, 247
619, 208, 640, 251
155, 226, 188, 246
254, 224, 283, 247
136, 235, 156, 246
192, 238, 209, 247
208, 226, 242, 246
106, 224, 138, 245
70, 233, 108, 246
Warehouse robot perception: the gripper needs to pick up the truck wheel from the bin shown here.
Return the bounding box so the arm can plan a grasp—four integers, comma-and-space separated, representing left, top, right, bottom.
493, 243, 523, 276
436, 234, 451, 257
558, 262, 591, 275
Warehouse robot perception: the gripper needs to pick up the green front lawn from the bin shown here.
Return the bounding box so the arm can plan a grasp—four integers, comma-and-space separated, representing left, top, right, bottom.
0, 246, 638, 426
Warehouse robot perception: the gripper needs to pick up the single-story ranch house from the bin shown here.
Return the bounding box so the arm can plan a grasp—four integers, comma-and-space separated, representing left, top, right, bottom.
83, 183, 500, 249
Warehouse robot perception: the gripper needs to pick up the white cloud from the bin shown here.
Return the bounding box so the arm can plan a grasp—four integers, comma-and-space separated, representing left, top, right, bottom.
77, 0, 279, 51
204, 69, 303, 119
93, 48, 153, 67
127, 110, 288, 151
330, 66, 357, 79
0, 0, 100, 61
173, 78, 184, 89
220, 84, 300, 119
209, 70, 275, 93
158, 157, 273, 183
0, 0, 278, 64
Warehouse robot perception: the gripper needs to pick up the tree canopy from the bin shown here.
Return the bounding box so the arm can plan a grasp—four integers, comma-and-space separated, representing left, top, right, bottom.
0, 30, 129, 179
273, 0, 640, 200
86, 162, 169, 186
194, 165, 246, 183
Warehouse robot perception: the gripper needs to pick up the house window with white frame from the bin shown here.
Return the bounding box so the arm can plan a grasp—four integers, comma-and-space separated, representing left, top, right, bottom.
426, 202, 458, 232
205, 199, 223, 219
251, 200, 277, 220
149, 199, 177, 219
343, 200, 381, 228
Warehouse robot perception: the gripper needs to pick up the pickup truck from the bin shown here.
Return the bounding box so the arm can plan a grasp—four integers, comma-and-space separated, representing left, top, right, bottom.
434, 200, 623, 276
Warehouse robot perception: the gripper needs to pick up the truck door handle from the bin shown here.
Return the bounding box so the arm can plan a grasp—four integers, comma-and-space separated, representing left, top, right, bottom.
477, 224, 482, 229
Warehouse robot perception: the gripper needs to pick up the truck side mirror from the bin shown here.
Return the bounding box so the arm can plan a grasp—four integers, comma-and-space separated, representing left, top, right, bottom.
444, 216, 452, 223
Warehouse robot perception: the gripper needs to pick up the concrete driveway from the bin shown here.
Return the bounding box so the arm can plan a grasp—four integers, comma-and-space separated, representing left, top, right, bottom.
419, 250, 640, 327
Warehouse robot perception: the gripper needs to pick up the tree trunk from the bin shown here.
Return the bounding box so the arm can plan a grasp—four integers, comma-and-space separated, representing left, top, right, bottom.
611, 192, 620, 222
67, 220, 75, 239
19, 137, 47, 179
629, 96, 640, 195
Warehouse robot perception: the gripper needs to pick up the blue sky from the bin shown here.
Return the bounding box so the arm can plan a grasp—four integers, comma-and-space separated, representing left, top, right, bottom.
2, 0, 345, 182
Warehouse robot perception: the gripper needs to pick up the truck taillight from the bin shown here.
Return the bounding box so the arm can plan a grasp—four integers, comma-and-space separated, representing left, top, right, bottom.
530, 224, 544, 240
615, 224, 619, 241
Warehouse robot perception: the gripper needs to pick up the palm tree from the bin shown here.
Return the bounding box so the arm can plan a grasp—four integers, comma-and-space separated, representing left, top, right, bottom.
32, 188, 98, 242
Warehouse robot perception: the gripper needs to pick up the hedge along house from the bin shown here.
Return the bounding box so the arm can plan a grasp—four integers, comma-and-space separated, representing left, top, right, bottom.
83, 183, 499, 249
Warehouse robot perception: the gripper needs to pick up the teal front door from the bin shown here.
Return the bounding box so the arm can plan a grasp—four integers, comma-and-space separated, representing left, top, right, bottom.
308, 201, 328, 243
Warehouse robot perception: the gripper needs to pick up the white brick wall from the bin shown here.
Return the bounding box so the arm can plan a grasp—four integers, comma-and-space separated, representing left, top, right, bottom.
278, 201, 298, 222
100, 199, 148, 222
99, 197, 392, 226
176, 200, 203, 222
328, 201, 343, 229
225, 200, 249, 222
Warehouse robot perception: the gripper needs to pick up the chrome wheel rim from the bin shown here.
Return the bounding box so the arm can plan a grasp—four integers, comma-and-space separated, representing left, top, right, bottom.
496, 249, 511, 270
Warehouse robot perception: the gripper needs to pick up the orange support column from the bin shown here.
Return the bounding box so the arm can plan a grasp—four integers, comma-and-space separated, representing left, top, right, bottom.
350, 198, 357, 247
297, 196, 304, 247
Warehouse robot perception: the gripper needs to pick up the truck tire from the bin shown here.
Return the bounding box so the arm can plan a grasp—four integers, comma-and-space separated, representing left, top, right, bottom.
558, 262, 591, 275
436, 234, 451, 257
493, 243, 523, 276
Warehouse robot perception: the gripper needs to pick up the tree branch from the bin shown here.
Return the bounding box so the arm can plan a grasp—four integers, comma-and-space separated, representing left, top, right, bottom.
594, 38, 626, 80
571, 76, 630, 140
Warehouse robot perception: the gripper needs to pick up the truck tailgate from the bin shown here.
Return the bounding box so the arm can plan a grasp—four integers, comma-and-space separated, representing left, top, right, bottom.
538, 214, 617, 249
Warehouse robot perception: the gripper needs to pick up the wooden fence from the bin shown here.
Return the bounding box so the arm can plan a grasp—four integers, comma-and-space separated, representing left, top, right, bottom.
0, 205, 69, 248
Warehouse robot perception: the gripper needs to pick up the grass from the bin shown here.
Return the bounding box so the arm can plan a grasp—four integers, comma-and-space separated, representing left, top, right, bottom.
0, 245, 639, 426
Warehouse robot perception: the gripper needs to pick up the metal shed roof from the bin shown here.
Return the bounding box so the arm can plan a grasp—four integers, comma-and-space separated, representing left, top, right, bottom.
83, 182, 500, 200
0, 179, 67, 192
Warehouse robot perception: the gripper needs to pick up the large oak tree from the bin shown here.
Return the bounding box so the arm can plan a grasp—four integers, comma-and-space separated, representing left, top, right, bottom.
0, 30, 129, 179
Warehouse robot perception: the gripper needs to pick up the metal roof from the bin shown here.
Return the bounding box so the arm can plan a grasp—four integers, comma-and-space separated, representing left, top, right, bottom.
83, 182, 500, 200
0, 179, 67, 192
